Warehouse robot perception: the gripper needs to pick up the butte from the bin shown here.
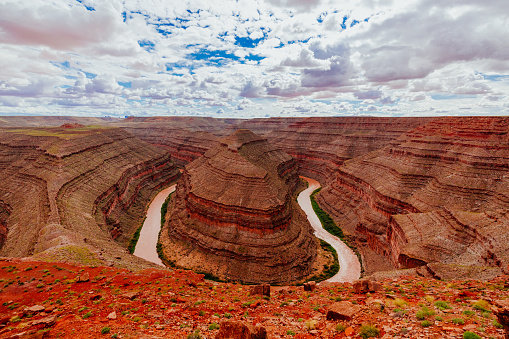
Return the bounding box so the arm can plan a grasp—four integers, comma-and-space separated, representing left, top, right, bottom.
159, 129, 318, 284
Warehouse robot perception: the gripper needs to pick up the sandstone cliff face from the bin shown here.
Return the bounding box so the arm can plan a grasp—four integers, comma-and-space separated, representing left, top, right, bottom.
0, 126, 180, 269
160, 130, 317, 284
266, 117, 431, 184
317, 117, 509, 276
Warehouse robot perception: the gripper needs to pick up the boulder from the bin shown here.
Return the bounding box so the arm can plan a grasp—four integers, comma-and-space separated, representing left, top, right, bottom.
494, 299, 509, 339
23, 305, 45, 317
75, 272, 90, 283
353, 279, 382, 293
215, 321, 267, 339
249, 284, 270, 297
326, 301, 362, 321
303, 281, 317, 292
30, 315, 56, 327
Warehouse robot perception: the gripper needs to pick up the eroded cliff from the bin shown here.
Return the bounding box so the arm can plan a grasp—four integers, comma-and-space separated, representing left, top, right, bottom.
160, 130, 318, 284
0, 125, 180, 269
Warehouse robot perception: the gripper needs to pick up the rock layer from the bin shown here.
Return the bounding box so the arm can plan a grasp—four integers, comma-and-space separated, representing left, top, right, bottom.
317, 117, 509, 275
160, 130, 317, 284
0, 126, 180, 269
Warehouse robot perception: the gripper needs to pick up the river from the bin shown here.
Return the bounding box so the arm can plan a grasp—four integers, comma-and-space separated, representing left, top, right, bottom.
297, 176, 361, 283
133, 184, 176, 266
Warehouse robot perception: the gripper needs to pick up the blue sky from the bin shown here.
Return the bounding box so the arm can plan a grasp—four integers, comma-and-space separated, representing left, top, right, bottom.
0, 0, 508, 118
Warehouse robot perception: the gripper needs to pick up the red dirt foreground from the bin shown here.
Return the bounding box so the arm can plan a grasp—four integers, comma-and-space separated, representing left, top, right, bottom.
1, 258, 508, 339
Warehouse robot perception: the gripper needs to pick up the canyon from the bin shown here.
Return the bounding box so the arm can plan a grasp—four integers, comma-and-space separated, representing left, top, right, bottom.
0, 124, 180, 270
0, 116, 508, 282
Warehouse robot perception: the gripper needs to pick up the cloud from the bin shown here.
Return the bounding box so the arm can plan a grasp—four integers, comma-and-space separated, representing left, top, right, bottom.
0, 0, 508, 117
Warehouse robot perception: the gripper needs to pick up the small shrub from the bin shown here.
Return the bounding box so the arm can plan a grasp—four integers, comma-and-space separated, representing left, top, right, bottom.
101, 327, 110, 334
463, 310, 475, 316
286, 330, 296, 336
472, 300, 490, 312
10, 315, 21, 323
463, 331, 481, 339
421, 320, 433, 327
452, 318, 465, 325
424, 295, 434, 303
187, 330, 202, 339
336, 324, 346, 332
434, 300, 451, 310
305, 320, 317, 330
393, 298, 407, 308
223, 313, 231, 319
83, 311, 92, 319
493, 319, 504, 329
209, 322, 220, 330
416, 306, 435, 320
198, 310, 205, 316
359, 324, 380, 338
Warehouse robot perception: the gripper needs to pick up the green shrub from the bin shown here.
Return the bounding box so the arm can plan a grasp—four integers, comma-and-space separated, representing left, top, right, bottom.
187, 330, 202, 339
286, 330, 295, 336
305, 240, 339, 283
473, 300, 491, 312
310, 188, 345, 239
393, 298, 407, 308
128, 225, 143, 254
223, 313, 231, 319
434, 300, 451, 310
493, 319, 504, 329
451, 318, 465, 325
208, 323, 220, 330
463, 310, 475, 316
198, 310, 205, 316
101, 327, 110, 334
463, 331, 481, 339
359, 324, 380, 338
421, 320, 433, 327
416, 306, 435, 320
336, 324, 346, 332
83, 311, 92, 319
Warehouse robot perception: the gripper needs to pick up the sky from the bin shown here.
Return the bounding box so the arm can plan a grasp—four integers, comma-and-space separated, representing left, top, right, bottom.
0, 0, 508, 118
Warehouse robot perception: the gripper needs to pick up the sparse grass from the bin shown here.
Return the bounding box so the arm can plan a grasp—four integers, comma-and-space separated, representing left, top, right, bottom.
187, 330, 202, 339
82, 311, 93, 319
421, 320, 433, 327
472, 300, 490, 312
451, 318, 465, 325
416, 306, 435, 320
463, 331, 481, 339
336, 324, 346, 332
101, 327, 111, 334
434, 300, 452, 310
393, 298, 408, 308
359, 324, 379, 338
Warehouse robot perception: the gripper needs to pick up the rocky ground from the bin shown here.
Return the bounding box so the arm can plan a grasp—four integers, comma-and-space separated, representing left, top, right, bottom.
0, 258, 507, 339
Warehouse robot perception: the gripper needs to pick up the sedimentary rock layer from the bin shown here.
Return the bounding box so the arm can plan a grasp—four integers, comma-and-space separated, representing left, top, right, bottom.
161, 130, 317, 284
317, 117, 509, 275
0, 126, 180, 269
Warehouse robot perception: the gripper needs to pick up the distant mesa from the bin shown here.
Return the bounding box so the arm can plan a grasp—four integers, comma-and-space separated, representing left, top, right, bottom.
159, 129, 317, 284
60, 123, 85, 129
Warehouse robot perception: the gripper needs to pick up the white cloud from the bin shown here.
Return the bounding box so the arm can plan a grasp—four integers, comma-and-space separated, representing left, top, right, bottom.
0, 0, 508, 117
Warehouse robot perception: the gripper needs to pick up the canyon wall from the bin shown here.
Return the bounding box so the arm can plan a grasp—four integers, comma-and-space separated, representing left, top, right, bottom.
0, 126, 180, 269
